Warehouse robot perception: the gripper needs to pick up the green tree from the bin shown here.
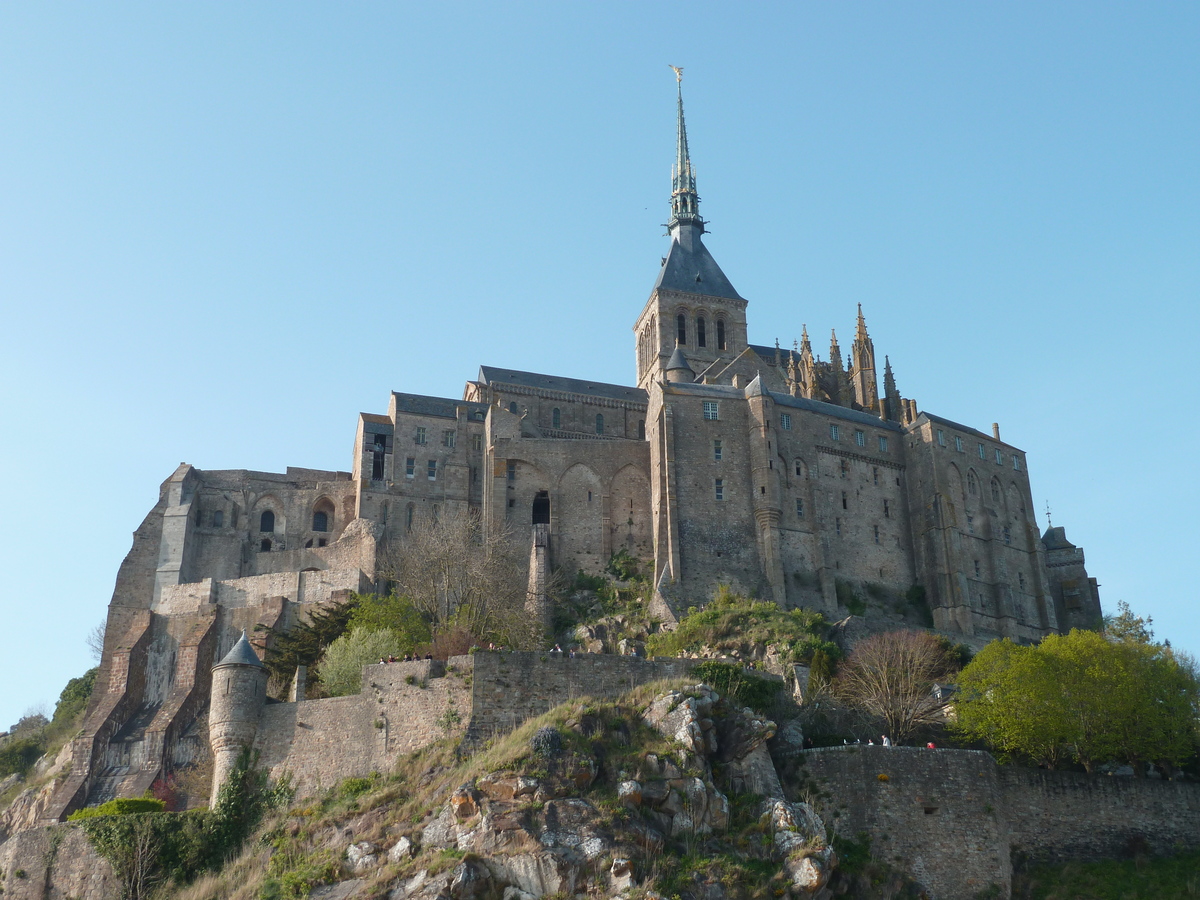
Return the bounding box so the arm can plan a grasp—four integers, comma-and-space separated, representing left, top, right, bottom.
955, 627, 1199, 772
262, 595, 358, 689
347, 593, 431, 647
316, 627, 411, 697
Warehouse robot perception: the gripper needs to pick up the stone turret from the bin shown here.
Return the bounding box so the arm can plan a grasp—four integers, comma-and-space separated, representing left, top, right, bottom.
208, 631, 268, 806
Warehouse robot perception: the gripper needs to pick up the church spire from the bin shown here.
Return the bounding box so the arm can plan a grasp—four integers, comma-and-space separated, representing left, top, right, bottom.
668, 66, 705, 234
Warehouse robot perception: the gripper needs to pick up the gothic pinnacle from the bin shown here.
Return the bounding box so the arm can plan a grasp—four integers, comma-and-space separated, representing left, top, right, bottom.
667, 66, 704, 233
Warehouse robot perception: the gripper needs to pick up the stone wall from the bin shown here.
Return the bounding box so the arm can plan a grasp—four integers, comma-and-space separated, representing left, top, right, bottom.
465, 651, 698, 745
1000, 766, 1200, 863
800, 746, 1009, 900
0, 825, 114, 900
799, 746, 1200, 900
254, 657, 472, 796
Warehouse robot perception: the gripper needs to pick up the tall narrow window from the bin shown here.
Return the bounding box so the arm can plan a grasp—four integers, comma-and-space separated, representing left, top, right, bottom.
472, 434, 483, 452
405, 457, 415, 478
855, 430, 865, 447
1003, 526, 1012, 545
442, 430, 456, 449
968, 472, 978, 496
312, 511, 328, 533
1012, 455, 1022, 471
873, 467, 879, 485
595, 413, 604, 434
884, 499, 891, 517
714, 440, 723, 461
937, 429, 946, 447
841, 491, 848, 510
259, 510, 275, 533
795, 498, 804, 518
830, 424, 840, 441
508, 402, 519, 414
835, 517, 842, 536
974, 559, 981, 578
794, 459, 802, 476
677, 312, 687, 346
211, 510, 223, 528
506, 461, 516, 482
879, 435, 889, 452
978, 443, 987, 460
427, 459, 437, 480
715, 478, 724, 501
415, 427, 426, 445
995, 449, 1003, 465
780, 413, 792, 430
955, 436, 964, 452
697, 316, 707, 347
638, 419, 646, 440
840, 459, 848, 478
552, 408, 561, 428
716, 319, 726, 350
873, 525, 880, 544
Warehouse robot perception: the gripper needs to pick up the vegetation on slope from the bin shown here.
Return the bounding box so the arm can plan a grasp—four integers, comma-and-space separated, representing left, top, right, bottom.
1013, 848, 1200, 899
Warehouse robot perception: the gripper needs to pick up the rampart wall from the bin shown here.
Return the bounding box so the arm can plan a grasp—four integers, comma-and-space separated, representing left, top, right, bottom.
799, 746, 1200, 900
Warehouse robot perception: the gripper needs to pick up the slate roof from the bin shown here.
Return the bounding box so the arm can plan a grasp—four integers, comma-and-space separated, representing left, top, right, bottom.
768, 389, 904, 431
1041, 526, 1076, 550
654, 233, 743, 301
920, 412, 993, 441
214, 631, 264, 669
391, 392, 488, 421
664, 346, 694, 375
479, 366, 648, 405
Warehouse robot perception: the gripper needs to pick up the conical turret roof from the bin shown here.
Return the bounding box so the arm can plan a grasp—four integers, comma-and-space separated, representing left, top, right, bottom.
214, 630, 265, 669
664, 345, 694, 376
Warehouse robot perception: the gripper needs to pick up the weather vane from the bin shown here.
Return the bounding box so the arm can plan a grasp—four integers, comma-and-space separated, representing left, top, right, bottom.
669, 65, 683, 83
1045, 501, 1053, 527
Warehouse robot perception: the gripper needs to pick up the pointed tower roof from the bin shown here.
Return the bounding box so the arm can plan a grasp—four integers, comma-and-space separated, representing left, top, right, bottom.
214, 630, 265, 669
654, 69, 743, 301
855, 304, 870, 342
664, 345, 695, 380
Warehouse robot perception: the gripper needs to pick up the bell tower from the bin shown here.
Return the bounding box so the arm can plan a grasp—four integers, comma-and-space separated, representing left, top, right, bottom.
635, 69, 748, 390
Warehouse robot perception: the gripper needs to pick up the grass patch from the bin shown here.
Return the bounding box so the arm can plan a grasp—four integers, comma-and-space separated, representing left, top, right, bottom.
1015, 848, 1200, 899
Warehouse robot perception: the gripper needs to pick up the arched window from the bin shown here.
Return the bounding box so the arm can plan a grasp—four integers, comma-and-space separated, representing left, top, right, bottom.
697, 316, 707, 348
312, 511, 328, 533
991, 480, 1001, 503
638, 419, 646, 440
259, 510, 275, 533
508, 401, 519, 414
968, 472, 978, 496
676, 312, 687, 346
552, 408, 561, 429
405, 503, 415, 533
595, 413, 604, 435
716, 319, 726, 350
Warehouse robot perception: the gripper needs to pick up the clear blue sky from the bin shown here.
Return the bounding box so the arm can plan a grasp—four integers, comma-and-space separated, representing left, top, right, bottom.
2, 3, 1197, 729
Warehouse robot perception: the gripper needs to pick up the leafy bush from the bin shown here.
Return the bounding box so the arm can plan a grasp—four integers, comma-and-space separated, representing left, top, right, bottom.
347, 594, 431, 648
53, 667, 98, 724
0, 734, 45, 778
530, 726, 564, 758
316, 627, 412, 697
692, 661, 782, 713
68, 797, 165, 820
646, 587, 834, 666
263, 595, 358, 692
573, 571, 607, 592
605, 549, 640, 581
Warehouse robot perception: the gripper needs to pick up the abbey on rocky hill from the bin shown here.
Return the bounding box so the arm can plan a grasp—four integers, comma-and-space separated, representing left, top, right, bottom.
42, 78, 1099, 821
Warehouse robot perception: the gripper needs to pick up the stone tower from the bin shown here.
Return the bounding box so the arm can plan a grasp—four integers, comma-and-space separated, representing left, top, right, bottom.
634, 69, 747, 390
208, 631, 268, 806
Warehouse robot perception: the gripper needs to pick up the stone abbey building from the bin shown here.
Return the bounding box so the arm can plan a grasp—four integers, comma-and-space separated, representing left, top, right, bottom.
41, 80, 1100, 819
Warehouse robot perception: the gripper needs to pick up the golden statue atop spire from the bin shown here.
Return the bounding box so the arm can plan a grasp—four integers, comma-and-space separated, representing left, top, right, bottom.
669, 64, 684, 83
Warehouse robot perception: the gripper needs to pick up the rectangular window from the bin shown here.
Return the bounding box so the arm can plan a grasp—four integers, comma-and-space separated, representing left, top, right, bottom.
841, 490, 848, 510
978, 443, 987, 460
830, 424, 840, 441
855, 429, 865, 447
703, 401, 719, 421
506, 461, 516, 482
994, 449, 1003, 465
873, 524, 880, 544
1012, 455, 1021, 471
427, 459, 437, 480
415, 426, 427, 445
443, 430, 456, 449
405, 457, 415, 478
715, 478, 724, 501
1003, 526, 1012, 545
211, 510, 223, 528
936, 429, 945, 447
967, 514, 975, 534
714, 439, 723, 461
878, 435, 888, 452
473, 434, 483, 452
780, 413, 792, 430
954, 436, 964, 452
883, 499, 890, 518
795, 498, 804, 518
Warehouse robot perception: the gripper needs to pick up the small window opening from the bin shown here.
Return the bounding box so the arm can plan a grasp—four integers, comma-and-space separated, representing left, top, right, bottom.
260, 538, 272, 552
509, 401, 519, 414
842, 491, 848, 509
259, 510, 275, 533
677, 312, 687, 346
552, 407, 561, 428
595, 413, 604, 434
312, 511, 329, 532
318, 538, 327, 548
211, 510, 223, 528
796, 498, 804, 518
884, 499, 890, 518
714, 440, 723, 461
697, 316, 707, 347
638, 419, 645, 440
874, 525, 880, 544
717, 319, 726, 350
507, 461, 516, 482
